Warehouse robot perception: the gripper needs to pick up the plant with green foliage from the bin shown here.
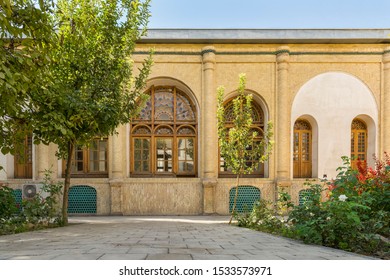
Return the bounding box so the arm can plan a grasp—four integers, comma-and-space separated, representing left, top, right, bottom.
0, 0, 54, 164
217, 73, 273, 224
22, 170, 63, 225
25, 0, 153, 224
288, 155, 390, 258
0, 170, 63, 235
0, 185, 18, 219
235, 199, 290, 235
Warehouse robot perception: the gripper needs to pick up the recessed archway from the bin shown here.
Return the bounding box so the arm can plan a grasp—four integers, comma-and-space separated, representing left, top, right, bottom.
292, 72, 378, 179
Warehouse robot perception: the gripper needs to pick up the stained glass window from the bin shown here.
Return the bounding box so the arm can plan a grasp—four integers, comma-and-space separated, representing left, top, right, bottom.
131, 86, 197, 176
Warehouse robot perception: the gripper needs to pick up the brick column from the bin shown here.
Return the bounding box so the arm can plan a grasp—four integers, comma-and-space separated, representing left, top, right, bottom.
276, 46, 291, 185
202, 46, 217, 213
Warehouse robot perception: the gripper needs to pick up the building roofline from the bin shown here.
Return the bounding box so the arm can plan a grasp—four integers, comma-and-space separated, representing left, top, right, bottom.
139, 29, 390, 44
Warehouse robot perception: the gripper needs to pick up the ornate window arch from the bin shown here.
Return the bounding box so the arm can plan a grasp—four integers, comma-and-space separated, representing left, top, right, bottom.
130, 86, 197, 176
351, 118, 367, 169
219, 97, 265, 177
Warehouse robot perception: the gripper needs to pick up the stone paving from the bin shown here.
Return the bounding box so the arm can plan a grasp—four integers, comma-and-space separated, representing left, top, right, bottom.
0, 216, 375, 260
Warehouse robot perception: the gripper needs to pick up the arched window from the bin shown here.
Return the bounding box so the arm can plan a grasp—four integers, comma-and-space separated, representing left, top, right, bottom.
351, 118, 367, 169
293, 119, 312, 178
219, 97, 265, 177
130, 86, 197, 176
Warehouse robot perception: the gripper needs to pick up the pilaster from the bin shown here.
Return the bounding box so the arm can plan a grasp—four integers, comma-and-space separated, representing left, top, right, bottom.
276, 46, 291, 184
382, 48, 390, 154
202, 46, 217, 213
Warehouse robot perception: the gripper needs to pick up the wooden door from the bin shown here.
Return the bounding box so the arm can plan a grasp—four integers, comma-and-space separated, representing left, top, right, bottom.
293, 120, 312, 178
351, 119, 367, 170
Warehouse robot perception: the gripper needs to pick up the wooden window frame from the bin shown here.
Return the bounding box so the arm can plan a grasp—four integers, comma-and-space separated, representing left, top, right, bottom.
130, 86, 197, 177
63, 138, 109, 178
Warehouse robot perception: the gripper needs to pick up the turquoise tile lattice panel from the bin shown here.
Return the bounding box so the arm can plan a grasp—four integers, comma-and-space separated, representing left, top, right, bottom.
68, 185, 97, 214
229, 186, 261, 213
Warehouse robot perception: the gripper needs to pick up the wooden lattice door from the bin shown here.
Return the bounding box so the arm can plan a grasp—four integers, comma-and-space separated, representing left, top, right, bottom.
293, 120, 312, 178
351, 119, 367, 170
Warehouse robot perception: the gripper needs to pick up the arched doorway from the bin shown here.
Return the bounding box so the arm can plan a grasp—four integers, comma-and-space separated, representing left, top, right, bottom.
351, 118, 367, 169
293, 119, 312, 178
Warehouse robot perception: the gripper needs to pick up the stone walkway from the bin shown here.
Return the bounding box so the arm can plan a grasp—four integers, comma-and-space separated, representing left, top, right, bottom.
0, 216, 375, 260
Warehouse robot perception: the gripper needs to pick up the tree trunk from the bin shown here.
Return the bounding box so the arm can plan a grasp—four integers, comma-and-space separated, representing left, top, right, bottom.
229, 173, 241, 224
62, 140, 75, 226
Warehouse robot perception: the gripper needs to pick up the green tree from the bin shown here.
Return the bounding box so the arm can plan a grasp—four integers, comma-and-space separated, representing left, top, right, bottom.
29, 0, 153, 224
217, 74, 273, 224
0, 0, 54, 160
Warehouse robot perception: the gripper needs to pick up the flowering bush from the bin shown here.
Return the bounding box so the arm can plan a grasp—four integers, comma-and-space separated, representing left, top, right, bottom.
289, 155, 390, 258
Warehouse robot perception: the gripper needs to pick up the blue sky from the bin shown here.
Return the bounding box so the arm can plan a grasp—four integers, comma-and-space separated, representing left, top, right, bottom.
148, 0, 390, 29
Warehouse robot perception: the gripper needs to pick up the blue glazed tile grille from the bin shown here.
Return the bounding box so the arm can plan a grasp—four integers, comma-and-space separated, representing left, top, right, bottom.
13, 189, 22, 212
68, 185, 97, 214
229, 186, 261, 213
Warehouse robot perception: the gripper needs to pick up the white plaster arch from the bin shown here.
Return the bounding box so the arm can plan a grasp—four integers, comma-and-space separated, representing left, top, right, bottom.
291, 72, 378, 179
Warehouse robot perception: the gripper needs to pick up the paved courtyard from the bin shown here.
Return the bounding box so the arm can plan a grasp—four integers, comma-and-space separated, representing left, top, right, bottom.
0, 216, 375, 260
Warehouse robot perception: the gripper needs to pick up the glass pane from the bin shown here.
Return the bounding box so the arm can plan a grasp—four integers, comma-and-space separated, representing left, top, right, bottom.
77, 161, 83, 171
179, 150, 185, 160
91, 140, 98, 150
186, 161, 194, 172
142, 150, 149, 160
99, 141, 107, 151
89, 150, 98, 161
178, 139, 186, 149
77, 151, 83, 161
154, 91, 174, 121
134, 139, 141, 149
185, 149, 194, 160
138, 99, 152, 120
143, 139, 150, 149
179, 162, 185, 172
135, 161, 141, 172
100, 161, 106, 172
89, 161, 97, 172
176, 92, 195, 121
134, 150, 141, 161
143, 161, 149, 172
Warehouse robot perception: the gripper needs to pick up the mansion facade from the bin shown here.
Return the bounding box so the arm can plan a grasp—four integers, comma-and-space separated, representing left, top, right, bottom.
1, 29, 390, 215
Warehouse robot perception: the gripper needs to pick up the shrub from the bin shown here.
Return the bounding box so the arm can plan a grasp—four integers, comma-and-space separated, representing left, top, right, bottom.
234, 199, 293, 237
0, 185, 18, 219
0, 170, 63, 235
22, 171, 63, 225
289, 155, 390, 258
